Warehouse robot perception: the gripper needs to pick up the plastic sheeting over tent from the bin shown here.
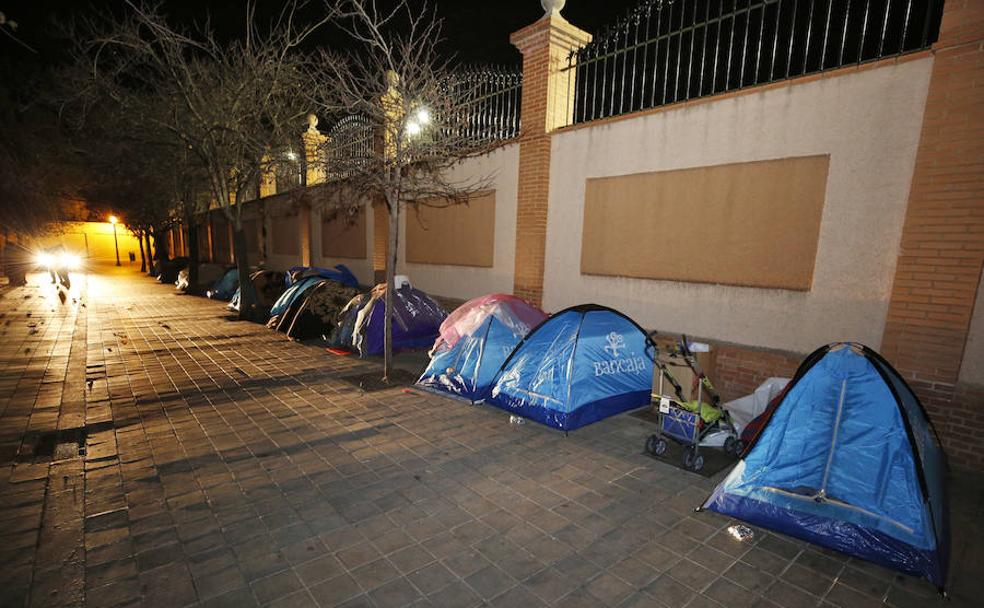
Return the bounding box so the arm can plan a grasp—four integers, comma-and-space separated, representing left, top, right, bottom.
328, 283, 446, 356
723, 377, 790, 435
417, 294, 546, 402
701, 343, 949, 592
272, 279, 361, 340
487, 305, 655, 431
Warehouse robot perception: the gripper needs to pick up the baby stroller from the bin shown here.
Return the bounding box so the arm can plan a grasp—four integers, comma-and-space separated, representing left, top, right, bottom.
644, 336, 741, 472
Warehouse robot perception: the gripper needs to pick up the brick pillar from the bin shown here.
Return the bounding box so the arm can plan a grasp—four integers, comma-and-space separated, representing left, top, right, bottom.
259, 154, 277, 198
510, 10, 590, 306
205, 214, 215, 263
881, 0, 984, 464
298, 205, 312, 267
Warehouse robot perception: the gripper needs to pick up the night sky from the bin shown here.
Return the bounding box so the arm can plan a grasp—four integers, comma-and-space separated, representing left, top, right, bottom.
1, 0, 645, 69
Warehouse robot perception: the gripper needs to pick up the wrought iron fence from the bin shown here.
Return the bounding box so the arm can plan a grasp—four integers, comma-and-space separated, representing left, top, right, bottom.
319, 67, 522, 183
449, 67, 523, 146
324, 115, 375, 182
562, 0, 943, 126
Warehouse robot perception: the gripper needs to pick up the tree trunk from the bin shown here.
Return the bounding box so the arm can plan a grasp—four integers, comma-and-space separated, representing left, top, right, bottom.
152, 225, 170, 261
159, 232, 170, 260
232, 227, 256, 321
383, 201, 399, 381
145, 231, 156, 276
187, 222, 200, 292
0, 227, 6, 279
137, 230, 147, 272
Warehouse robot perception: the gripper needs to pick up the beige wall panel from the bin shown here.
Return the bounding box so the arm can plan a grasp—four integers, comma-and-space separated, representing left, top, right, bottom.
197, 221, 211, 262
321, 207, 367, 260
212, 215, 232, 263
271, 214, 299, 256
544, 57, 934, 354
405, 191, 496, 268
396, 143, 520, 299
581, 156, 829, 291
242, 218, 261, 256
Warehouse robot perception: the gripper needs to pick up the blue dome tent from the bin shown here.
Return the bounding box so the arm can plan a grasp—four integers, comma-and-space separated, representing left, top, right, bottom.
206, 268, 239, 301
487, 304, 655, 431
327, 282, 447, 356
417, 294, 547, 402
700, 343, 949, 593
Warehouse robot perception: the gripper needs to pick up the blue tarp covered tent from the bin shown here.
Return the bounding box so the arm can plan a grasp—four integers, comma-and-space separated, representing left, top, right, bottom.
701, 343, 948, 592
206, 268, 239, 301
270, 276, 324, 317
417, 294, 546, 402
487, 304, 655, 431
285, 265, 359, 288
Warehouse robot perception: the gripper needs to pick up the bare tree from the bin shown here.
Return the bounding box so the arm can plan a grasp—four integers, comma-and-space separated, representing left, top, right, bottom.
312, 0, 496, 380
74, 0, 333, 318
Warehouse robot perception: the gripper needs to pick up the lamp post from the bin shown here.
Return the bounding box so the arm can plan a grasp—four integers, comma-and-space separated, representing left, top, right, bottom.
109, 215, 121, 266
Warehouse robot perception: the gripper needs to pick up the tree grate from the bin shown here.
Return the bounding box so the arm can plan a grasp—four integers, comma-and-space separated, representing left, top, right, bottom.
14, 427, 89, 463
339, 369, 419, 393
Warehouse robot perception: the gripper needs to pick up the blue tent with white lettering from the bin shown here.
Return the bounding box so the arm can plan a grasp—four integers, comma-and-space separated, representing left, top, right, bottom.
701, 343, 949, 592
486, 305, 655, 431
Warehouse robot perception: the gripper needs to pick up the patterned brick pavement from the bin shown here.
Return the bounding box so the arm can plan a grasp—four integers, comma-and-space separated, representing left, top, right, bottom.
0, 265, 980, 607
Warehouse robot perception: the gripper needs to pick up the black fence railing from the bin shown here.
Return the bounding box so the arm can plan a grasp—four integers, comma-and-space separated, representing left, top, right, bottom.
450, 68, 523, 145
319, 67, 522, 183
562, 0, 943, 126
325, 115, 375, 182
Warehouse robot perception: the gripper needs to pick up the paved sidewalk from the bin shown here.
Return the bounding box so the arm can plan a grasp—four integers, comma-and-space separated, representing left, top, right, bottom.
0, 266, 980, 608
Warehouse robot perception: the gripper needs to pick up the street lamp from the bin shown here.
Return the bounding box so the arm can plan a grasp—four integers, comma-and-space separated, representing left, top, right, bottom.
109, 215, 121, 266
406, 106, 431, 138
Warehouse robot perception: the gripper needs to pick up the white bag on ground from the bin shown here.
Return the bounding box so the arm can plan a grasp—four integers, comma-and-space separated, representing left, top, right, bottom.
724, 377, 790, 434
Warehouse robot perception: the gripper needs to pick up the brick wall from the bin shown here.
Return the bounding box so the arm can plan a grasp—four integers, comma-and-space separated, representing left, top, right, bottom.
881, 0, 984, 469
714, 344, 803, 402
510, 16, 590, 306
649, 333, 801, 403
948, 383, 984, 470
513, 135, 551, 304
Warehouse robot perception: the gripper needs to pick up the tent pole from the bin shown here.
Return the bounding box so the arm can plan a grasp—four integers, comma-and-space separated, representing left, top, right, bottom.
820, 379, 849, 500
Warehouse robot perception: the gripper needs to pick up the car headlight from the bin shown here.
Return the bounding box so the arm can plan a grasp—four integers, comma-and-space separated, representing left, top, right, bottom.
60, 253, 82, 270
36, 253, 54, 267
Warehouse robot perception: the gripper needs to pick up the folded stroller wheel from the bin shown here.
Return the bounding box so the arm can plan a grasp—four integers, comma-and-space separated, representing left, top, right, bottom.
683, 447, 695, 468
683, 447, 704, 471
645, 435, 668, 457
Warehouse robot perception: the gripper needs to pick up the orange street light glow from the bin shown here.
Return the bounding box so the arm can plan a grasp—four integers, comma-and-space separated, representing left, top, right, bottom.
109, 215, 119, 224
